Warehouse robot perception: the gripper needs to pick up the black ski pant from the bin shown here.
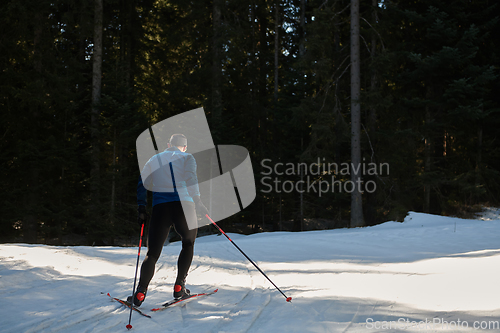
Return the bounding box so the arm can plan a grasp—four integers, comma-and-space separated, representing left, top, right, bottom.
138, 201, 198, 290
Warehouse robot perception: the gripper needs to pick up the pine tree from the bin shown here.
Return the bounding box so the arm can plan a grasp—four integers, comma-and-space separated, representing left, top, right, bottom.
385, 0, 499, 213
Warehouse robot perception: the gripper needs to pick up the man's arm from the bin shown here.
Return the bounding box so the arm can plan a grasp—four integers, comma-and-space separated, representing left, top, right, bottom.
184, 154, 201, 199
137, 175, 148, 206
137, 156, 155, 206
183, 154, 209, 217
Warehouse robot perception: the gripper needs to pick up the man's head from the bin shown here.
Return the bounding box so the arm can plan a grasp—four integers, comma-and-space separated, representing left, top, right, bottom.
168, 134, 187, 152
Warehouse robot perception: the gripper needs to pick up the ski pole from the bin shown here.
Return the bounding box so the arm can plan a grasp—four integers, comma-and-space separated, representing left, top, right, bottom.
126, 221, 146, 330
206, 214, 292, 303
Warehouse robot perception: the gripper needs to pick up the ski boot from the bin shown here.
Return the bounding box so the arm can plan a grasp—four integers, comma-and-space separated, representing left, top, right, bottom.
173, 280, 191, 299
127, 286, 147, 307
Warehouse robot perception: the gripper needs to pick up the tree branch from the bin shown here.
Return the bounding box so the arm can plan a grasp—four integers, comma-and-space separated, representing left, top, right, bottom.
361, 16, 385, 50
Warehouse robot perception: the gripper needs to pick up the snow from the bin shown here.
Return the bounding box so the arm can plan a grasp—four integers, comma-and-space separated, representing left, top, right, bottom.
1, 209, 500, 332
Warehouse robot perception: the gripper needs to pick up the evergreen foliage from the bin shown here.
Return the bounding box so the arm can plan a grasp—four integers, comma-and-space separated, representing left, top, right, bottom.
1, 0, 498, 244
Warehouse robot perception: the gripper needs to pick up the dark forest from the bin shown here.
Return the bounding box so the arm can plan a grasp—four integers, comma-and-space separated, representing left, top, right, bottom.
1, 0, 499, 245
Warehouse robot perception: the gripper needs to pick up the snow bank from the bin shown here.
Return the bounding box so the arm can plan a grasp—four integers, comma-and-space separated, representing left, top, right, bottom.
1, 209, 499, 332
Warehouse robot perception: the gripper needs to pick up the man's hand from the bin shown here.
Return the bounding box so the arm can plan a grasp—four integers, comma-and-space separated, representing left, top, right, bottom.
193, 195, 209, 218
137, 205, 149, 226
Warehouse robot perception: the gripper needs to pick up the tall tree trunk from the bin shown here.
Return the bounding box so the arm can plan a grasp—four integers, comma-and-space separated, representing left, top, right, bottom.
274, 0, 279, 103
475, 123, 483, 202
58, 109, 68, 245
23, 11, 45, 243
299, 138, 304, 230
423, 84, 435, 213
299, 0, 306, 57
110, 129, 116, 225
250, 1, 257, 146
258, 2, 268, 150
91, 0, 103, 219
423, 105, 432, 213
212, 0, 222, 139
121, 0, 133, 88
78, 1, 90, 94
333, 11, 342, 162
368, 0, 378, 136
365, 0, 379, 225
23, 168, 39, 244
350, 0, 364, 227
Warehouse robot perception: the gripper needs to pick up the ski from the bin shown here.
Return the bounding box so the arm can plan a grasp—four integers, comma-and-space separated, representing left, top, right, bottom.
106, 293, 152, 318
151, 289, 218, 312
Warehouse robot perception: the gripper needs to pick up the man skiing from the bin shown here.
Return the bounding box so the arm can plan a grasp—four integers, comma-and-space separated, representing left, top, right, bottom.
128, 133, 209, 307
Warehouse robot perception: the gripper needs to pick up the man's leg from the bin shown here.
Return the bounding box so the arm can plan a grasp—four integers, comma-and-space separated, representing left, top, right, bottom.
138, 203, 172, 290
172, 201, 198, 285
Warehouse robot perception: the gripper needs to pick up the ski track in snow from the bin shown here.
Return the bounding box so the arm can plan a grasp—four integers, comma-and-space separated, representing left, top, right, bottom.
208, 264, 273, 333
1, 209, 500, 332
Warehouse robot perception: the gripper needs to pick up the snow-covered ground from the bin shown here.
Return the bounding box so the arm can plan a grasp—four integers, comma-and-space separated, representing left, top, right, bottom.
1, 209, 500, 332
